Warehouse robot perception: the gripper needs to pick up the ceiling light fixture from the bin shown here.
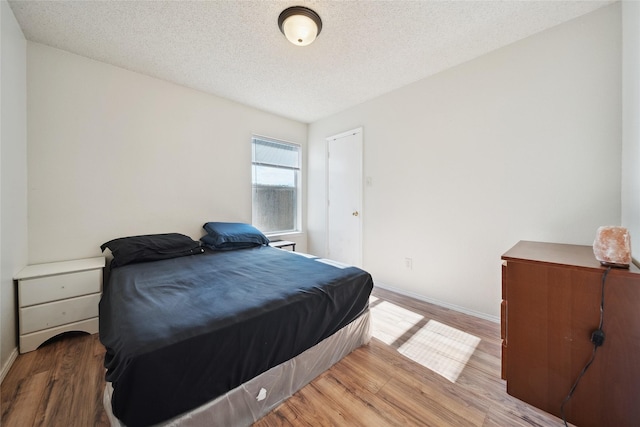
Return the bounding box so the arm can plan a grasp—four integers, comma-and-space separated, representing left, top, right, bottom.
278, 6, 322, 47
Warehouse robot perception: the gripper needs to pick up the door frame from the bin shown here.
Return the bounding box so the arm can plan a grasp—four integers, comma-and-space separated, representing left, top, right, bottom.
325, 127, 363, 266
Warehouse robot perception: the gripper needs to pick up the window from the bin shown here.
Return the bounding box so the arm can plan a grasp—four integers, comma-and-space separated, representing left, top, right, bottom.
252, 136, 301, 234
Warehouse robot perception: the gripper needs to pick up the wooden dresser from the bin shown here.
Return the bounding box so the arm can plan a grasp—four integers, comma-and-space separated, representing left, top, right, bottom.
501, 241, 640, 427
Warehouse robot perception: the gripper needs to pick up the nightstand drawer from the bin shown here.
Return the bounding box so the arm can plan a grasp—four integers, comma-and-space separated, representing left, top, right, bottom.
18, 269, 102, 307
19, 293, 101, 334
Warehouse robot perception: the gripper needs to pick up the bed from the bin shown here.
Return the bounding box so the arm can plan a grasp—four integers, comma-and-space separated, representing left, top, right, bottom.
99, 227, 373, 427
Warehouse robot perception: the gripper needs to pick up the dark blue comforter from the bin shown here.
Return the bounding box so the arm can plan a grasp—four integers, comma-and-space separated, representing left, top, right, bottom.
99, 245, 373, 427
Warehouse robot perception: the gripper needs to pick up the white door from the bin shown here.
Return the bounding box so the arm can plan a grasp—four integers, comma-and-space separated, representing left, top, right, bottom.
326, 128, 363, 266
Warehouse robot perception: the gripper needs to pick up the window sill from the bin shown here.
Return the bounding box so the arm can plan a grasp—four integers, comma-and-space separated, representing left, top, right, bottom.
266, 231, 304, 239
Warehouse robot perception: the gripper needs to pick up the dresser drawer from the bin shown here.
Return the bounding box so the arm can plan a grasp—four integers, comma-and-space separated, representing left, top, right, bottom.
19, 269, 101, 307
19, 293, 101, 334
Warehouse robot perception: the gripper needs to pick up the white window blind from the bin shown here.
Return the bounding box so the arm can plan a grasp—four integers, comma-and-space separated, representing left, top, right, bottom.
251, 137, 301, 234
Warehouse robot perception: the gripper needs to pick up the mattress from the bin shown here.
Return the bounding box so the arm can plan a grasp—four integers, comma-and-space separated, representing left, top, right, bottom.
99, 246, 373, 426
104, 309, 371, 426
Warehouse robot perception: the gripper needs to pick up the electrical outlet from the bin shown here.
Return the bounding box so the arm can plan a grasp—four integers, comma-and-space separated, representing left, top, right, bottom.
404, 257, 412, 269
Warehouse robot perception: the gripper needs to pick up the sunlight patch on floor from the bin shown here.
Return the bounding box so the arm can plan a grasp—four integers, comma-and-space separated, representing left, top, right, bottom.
370, 300, 424, 345
370, 299, 480, 383
397, 319, 481, 383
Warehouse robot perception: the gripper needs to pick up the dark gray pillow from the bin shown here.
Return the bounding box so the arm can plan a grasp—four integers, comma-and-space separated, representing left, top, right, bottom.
101, 233, 204, 268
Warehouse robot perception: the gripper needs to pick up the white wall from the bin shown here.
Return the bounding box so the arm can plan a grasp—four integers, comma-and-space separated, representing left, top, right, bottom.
622, 1, 640, 266
308, 4, 622, 319
27, 43, 308, 264
0, 0, 27, 374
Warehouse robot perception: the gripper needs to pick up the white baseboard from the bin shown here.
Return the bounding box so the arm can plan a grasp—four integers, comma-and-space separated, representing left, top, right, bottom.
373, 282, 500, 324
0, 347, 18, 384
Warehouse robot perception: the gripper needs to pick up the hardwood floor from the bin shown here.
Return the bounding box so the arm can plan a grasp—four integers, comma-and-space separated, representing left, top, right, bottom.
1, 331, 108, 426
257, 288, 566, 427
1, 287, 566, 426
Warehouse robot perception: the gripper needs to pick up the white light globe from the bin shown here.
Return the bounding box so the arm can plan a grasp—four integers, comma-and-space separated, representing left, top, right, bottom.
282, 14, 318, 46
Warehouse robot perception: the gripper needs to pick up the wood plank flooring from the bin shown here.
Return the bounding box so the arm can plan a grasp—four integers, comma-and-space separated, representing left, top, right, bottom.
1, 331, 108, 426
1, 287, 567, 426
257, 288, 566, 427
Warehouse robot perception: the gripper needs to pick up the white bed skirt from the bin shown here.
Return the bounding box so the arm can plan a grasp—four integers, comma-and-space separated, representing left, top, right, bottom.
104, 309, 371, 427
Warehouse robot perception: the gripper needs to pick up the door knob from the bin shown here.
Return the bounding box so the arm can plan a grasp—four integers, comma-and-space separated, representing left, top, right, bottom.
352, 211, 359, 217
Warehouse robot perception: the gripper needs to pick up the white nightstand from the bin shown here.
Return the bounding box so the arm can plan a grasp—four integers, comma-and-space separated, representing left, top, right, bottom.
14, 257, 105, 353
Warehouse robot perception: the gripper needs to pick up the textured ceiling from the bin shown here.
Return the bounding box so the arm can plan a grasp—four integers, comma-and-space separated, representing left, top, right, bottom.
9, 0, 613, 123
